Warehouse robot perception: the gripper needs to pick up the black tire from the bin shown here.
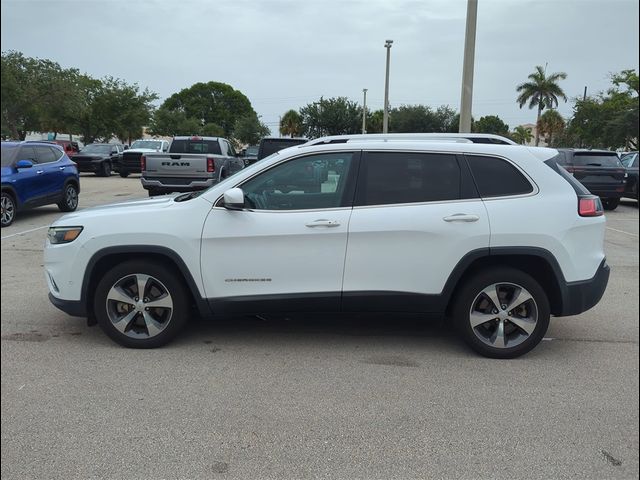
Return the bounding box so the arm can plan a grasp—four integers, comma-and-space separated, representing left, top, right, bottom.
602, 198, 620, 211
1, 191, 16, 227
452, 267, 550, 359
96, 161, 111, 177
119, 171, 130, 178
94, 260, 190, 348
57, 183, 79, 212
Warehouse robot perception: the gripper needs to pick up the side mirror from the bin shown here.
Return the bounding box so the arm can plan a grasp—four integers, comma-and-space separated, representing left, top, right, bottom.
16, 159, 34, 169
223, 187, 245, 210
123, 145, 129, 150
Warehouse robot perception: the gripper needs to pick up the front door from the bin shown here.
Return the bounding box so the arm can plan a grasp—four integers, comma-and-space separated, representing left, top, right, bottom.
200, 151, 359, 313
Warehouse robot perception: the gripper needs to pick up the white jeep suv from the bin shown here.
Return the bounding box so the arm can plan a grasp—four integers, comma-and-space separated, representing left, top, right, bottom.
44, 136, 609, 358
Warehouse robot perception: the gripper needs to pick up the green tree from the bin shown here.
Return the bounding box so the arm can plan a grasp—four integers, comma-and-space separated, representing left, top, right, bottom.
151, 81, 254, 137
473, 115, 509, 135
511, 125, 534, 145
516, 65, 568, 146
299, 97, 361, 138
233, 113, 270, 146
279, 109, 303, 137
366, 109, 384, 133
537, 109, 565, 146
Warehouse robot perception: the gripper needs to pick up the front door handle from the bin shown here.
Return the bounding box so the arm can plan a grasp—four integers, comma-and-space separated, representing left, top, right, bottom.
305, 219, 341, 228
443, 214, 479, 223
59, 166, 66, 170
36, 170, 44, 175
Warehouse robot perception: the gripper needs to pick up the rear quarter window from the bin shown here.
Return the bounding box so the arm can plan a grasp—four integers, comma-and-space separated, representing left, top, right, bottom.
466, 155, 534, 197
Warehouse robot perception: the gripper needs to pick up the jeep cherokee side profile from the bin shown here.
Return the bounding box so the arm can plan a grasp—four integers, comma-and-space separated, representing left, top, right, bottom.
44, 138, 609, 358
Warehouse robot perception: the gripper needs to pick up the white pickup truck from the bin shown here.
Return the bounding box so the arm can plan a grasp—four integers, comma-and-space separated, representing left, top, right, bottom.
141, 136, 245, 196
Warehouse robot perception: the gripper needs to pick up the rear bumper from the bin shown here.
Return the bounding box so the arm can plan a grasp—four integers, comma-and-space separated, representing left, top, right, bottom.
141, 177, 217, 192
557, 258, 610, 316
583, 183, 625, 198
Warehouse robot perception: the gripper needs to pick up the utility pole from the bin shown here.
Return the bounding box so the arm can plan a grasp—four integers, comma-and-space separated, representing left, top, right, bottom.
362, 88, 368, 134
383, 40, 393, 133
458, 0, 478, 133
583, 86, 587, 101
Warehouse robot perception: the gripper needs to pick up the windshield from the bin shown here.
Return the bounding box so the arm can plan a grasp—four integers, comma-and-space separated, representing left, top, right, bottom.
130, 140, 163, 150
573, 152, 623, 167
81, 144, 112, 154
246, 146, 259, 156
1, 144, 19, 167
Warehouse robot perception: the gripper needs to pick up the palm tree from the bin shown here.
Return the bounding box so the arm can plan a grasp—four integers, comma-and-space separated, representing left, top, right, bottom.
512, 125, 533, 145
279, 109, 303, 137
516, 65, 567, 146
537, 109, 566, 146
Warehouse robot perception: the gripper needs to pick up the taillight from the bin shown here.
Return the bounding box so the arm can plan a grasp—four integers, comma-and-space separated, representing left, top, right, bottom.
140, 155, 146, 171
578, 196, 604, 217
207, 157, 215, 173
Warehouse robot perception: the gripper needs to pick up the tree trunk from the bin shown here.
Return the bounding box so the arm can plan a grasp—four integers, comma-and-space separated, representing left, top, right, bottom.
535, 104, 543, 146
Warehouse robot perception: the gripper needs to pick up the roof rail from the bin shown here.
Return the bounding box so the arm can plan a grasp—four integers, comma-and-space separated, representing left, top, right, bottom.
306, 133, 516, 146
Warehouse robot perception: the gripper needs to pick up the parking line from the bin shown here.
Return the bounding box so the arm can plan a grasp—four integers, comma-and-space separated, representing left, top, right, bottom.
1, 225, 49, 240
606, 226, 638, 237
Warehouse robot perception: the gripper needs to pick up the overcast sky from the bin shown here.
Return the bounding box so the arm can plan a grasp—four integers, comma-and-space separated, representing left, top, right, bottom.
2, 0, 638, 133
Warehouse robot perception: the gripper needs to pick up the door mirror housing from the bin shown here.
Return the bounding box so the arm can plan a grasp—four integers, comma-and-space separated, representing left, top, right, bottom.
16, 159, 34, 169
223, 188, 245, 210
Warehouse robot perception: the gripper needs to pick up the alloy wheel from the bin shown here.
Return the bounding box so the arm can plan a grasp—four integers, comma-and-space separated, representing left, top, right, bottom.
1, 194, 15, 226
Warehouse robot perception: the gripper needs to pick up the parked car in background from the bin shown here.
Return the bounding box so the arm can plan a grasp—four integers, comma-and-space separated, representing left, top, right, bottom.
141, 136, 245, 196
620, 151, 639, 201
1, 141, 79, 227
73, 143, 124, 177
257, 137, 308, 160
52, 140, 81, 157
117, 139, 169, 178
554, 149, 626, 210
241, 145, 259, 166
46, 139, 608, 358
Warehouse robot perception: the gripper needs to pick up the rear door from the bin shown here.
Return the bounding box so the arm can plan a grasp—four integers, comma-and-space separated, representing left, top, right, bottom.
35, 146, 65, 198
342, 150, 490, 312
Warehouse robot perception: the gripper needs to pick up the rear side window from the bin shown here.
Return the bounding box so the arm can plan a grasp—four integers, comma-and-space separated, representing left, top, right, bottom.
572, 152, 622, 167
169, 139, 222, 155
466, 155, 533, 197
49, 147, 64, 161
18, 146, 37, 163
356, 152, 461, 206
35, 146, 58, 163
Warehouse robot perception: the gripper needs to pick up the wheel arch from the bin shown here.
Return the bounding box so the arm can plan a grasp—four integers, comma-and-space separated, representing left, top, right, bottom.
1, 185, 20, 208
82, 245, 211, 320
442, 247, 566, 317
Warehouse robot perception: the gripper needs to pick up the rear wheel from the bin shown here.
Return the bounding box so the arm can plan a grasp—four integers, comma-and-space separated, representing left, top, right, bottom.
453, 267, 550, 359
97, 161, 111, 177
1, 191, 16, 227
602, 198, 620, 210
119, 171, 130, 178
94, 261, 190, 348
57, 183, 79, 212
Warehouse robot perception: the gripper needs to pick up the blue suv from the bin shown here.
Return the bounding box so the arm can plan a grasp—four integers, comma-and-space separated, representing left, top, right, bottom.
1, 141, 80, 227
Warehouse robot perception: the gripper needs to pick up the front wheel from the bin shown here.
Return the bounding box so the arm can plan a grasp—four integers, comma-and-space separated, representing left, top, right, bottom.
119, 171, 130, 178
97, 161, 111, 177
57, 183, 79, 212
452, 267, 550, 359
94, 261, 190, 348
602, 198, 620, 210
1, 191, 16, 227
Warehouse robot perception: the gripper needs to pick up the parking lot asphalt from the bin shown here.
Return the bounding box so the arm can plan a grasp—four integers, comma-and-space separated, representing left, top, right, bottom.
1, 174, 639, 480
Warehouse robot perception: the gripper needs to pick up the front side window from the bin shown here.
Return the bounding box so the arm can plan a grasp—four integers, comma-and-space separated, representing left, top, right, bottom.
355, 152, 461, 206
18, 146, 37, 163
240, 152, 355, 210
466, 155, 534, 198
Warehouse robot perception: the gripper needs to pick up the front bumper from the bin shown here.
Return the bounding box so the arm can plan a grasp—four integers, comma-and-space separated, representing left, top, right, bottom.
75, 161, 103, 172
48, 293, 86, 317
557, 258, 610, 316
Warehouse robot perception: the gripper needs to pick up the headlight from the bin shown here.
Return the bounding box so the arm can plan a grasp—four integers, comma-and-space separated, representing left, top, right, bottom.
47, 226, 83, 244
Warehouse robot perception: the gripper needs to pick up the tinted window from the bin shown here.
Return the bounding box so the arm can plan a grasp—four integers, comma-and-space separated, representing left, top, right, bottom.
572, 152, 622, 167
35, 146, 58, 163
49, 147, 64, 161
169, 139, 222, 155
1, 145, 19, 166
241, 152, 355, 210
18, 146, 37, 163
258, 139, 307, 159
467, 155, 533, 197
356, 152, 461, 206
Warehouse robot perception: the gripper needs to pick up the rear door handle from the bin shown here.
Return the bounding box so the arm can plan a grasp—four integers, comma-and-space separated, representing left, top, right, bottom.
36, 170, 44, 175
443, 214, 479, 223
59, 166, 66, 170
305, 219, 341, 228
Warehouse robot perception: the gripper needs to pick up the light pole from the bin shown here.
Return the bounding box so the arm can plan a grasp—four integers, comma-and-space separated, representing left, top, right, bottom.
383, 39, 393, 133
362, 88, 368, 134
458, 0, 478, 133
